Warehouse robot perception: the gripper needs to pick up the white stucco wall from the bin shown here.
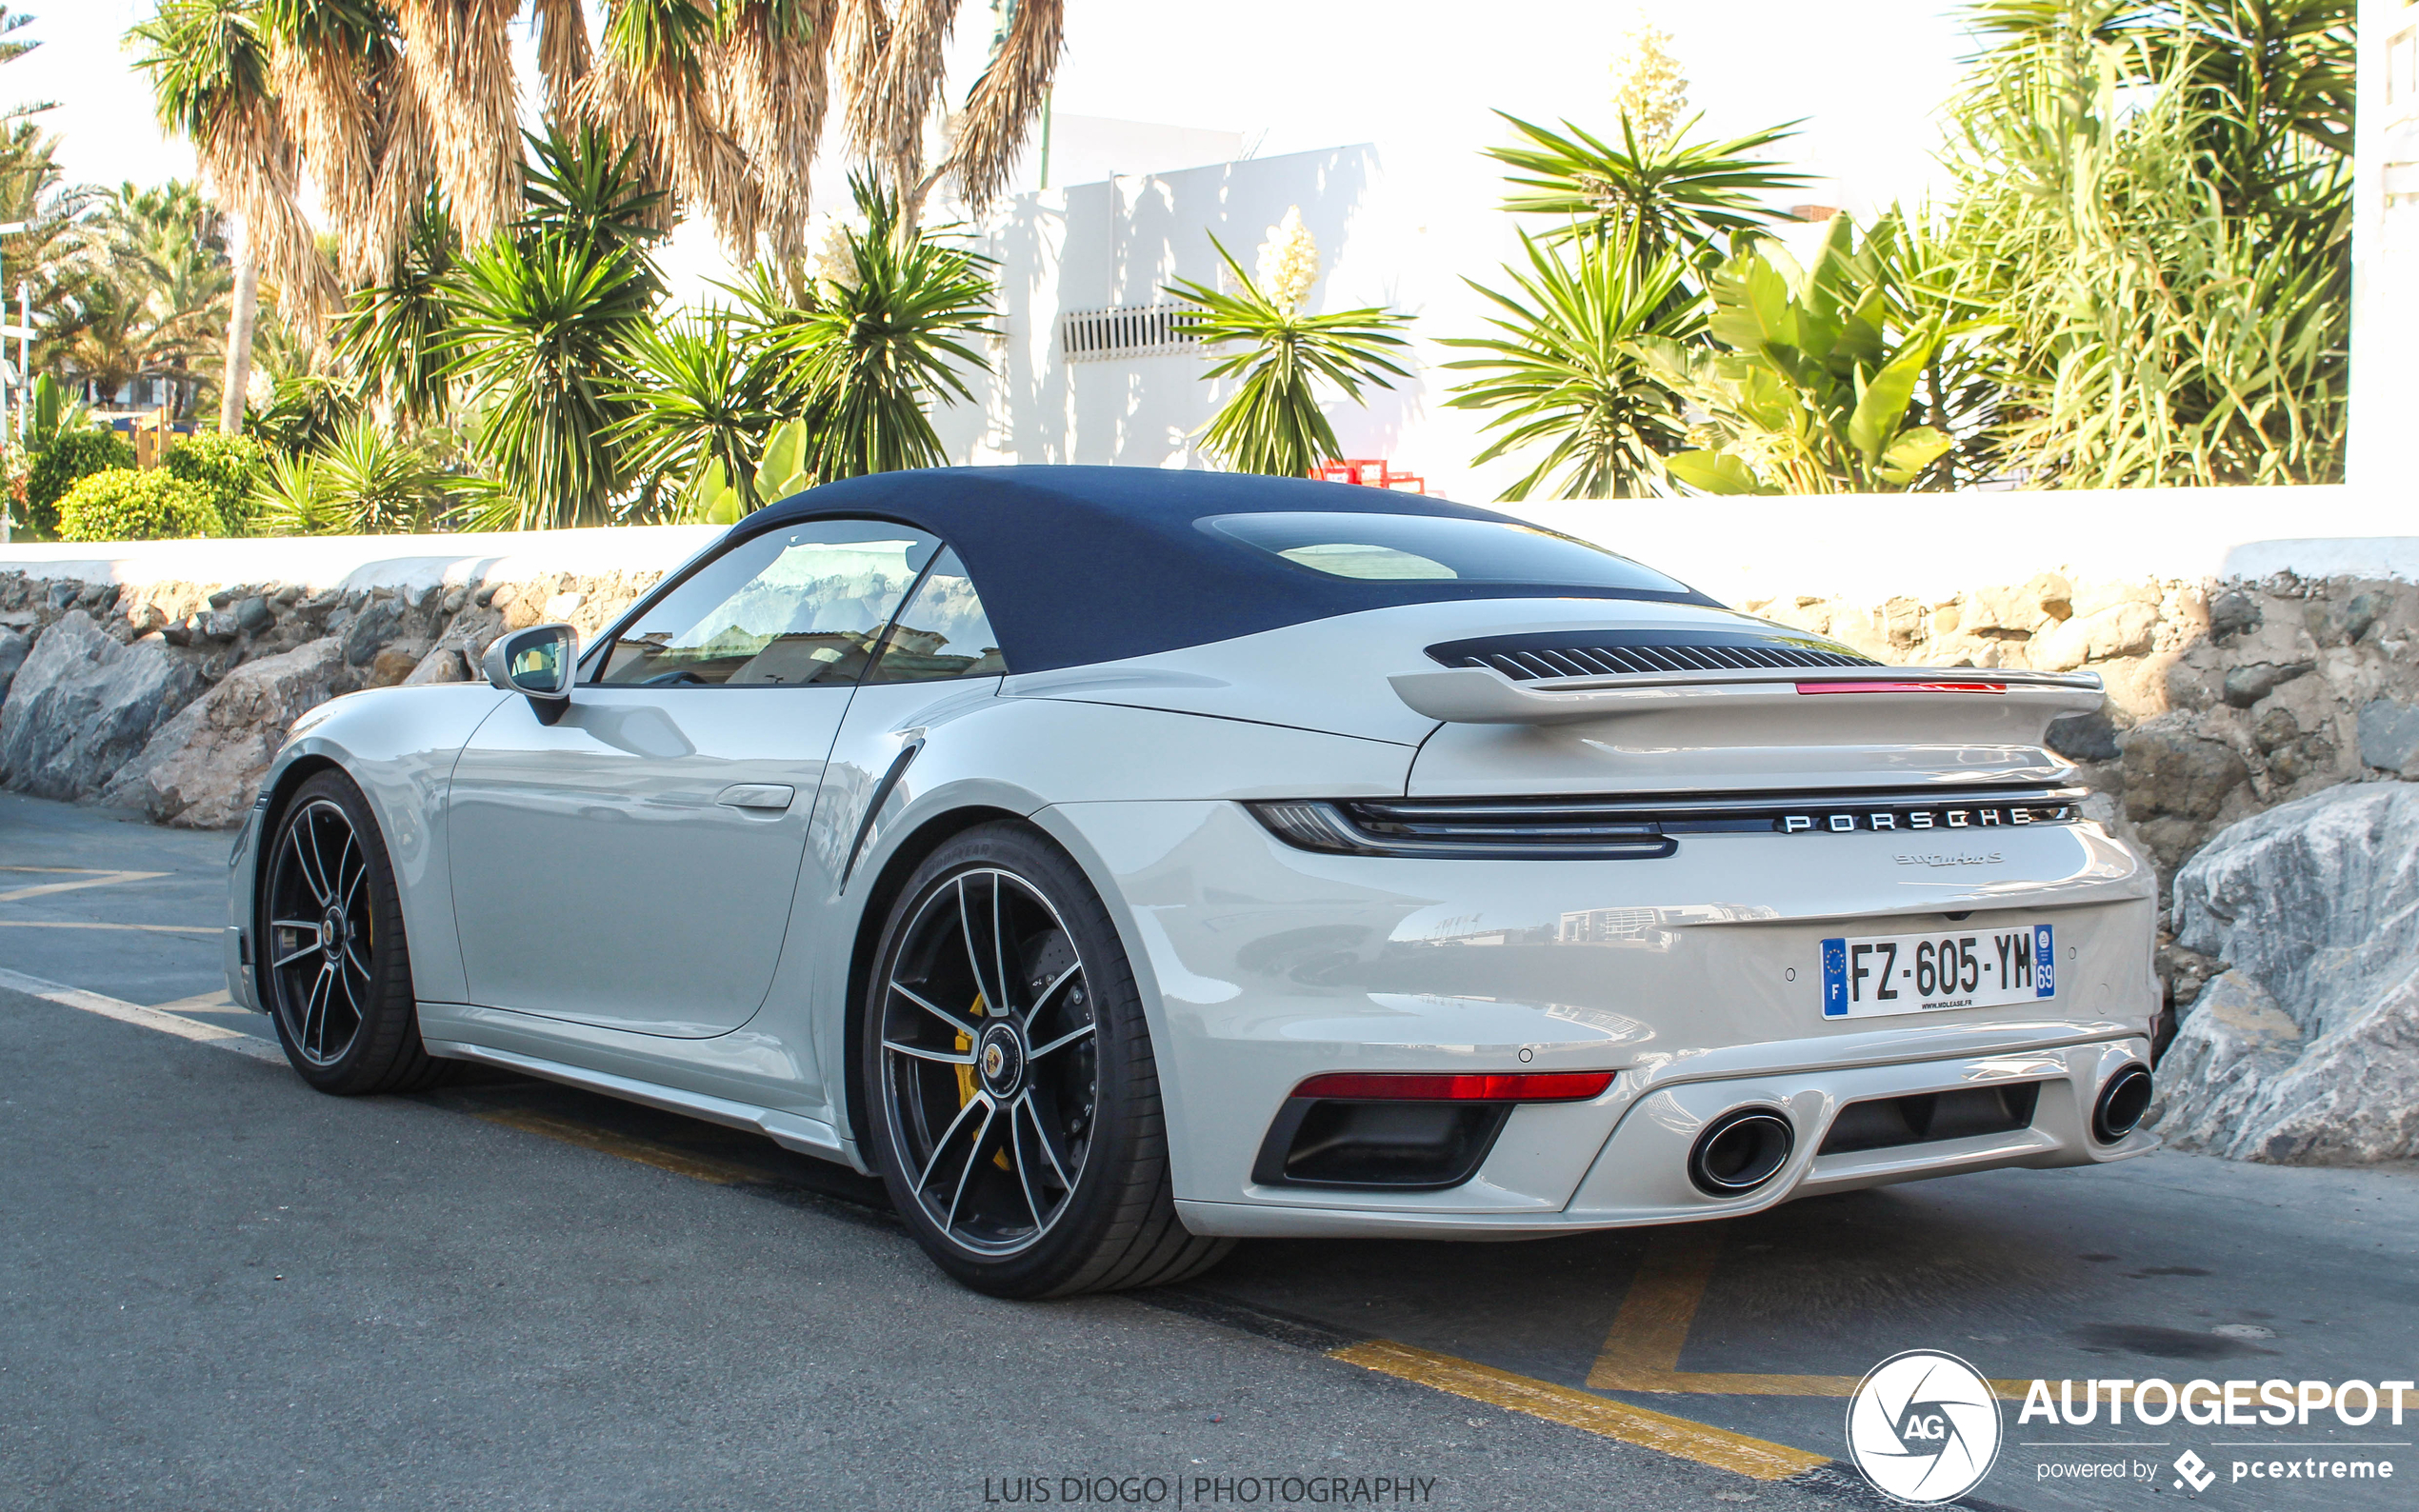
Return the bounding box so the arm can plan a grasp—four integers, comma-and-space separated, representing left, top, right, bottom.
6, 508, 2410, 605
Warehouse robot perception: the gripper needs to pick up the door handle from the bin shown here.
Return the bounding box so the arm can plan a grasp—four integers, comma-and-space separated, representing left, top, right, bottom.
715, 784, 795, 812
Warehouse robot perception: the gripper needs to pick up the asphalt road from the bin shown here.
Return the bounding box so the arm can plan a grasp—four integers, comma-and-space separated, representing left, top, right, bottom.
5, 791, 2416, 1512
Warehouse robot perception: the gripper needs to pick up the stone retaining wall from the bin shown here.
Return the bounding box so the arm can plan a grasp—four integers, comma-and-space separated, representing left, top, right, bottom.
2, 560, 2411, 1007
0, 565, 669, 829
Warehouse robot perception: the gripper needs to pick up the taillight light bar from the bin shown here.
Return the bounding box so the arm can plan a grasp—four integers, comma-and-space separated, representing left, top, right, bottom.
1291, 1071, 1615, 1103
1794, 681, 2008, 695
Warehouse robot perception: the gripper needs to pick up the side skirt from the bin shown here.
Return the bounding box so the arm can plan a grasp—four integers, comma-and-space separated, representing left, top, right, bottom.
424, 1036, 866, 1172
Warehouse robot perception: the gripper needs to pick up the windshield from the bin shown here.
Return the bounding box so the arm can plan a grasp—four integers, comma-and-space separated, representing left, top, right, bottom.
1200, 512, 1692, 594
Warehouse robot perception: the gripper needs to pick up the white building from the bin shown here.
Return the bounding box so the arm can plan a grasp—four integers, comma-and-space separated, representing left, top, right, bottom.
931, 132, 1575, 504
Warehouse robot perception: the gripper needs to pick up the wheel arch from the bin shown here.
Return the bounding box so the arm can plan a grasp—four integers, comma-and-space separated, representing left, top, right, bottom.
250, 754, 348, 934
837, 804, 1028, 1155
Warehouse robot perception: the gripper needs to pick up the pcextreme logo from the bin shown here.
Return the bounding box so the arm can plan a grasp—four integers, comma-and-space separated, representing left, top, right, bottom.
1845, 1350, 2004, 1504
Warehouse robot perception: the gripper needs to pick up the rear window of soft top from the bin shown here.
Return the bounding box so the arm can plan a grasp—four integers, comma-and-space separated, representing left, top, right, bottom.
1199, 511, 1690, 594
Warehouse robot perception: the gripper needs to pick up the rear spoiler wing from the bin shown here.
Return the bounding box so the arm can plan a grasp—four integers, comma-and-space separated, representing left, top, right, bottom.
1388, 665, 2106, 726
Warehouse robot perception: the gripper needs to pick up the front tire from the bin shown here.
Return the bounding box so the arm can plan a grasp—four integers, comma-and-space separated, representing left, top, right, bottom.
862, 823, 1231, 1298
258, 769, 453, 1095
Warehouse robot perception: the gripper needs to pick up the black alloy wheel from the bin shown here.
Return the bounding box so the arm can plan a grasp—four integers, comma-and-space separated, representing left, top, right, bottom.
865, 824, 1231, 1297
260, 770, 453, 1094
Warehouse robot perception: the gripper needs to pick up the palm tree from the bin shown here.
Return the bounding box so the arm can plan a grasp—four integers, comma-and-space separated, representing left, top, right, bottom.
130, 0, 328, 432
132, 0, 1069, 340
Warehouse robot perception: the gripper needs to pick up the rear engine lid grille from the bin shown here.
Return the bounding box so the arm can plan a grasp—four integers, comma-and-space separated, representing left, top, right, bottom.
1426, 628, 1879, 683
1249, 783, 2089, 860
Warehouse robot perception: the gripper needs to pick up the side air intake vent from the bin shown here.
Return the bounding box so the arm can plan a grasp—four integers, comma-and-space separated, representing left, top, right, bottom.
1426, 629, 1880, 682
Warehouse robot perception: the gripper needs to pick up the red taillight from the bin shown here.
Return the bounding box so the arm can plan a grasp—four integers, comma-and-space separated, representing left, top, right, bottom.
1291, 1071, 1615, 1103
1793, 681, 2007, 695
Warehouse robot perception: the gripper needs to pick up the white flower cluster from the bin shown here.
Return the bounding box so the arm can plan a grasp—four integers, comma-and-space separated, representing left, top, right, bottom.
810, 214, 862, 293
1254, 206, 1319, 313
1609, 10, 1689, 147
245, 364, 275, 412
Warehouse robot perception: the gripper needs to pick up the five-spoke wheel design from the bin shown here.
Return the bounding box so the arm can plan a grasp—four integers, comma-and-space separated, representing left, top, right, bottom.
265, 797, 375, 1066
876, 866, 1098, 1257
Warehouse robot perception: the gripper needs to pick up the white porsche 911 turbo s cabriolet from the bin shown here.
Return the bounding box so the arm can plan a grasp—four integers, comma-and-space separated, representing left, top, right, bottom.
224, 466, 2159, 1297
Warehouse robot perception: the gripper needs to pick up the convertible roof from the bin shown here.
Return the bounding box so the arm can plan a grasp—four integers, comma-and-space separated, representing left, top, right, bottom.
742, 466, 1714, 674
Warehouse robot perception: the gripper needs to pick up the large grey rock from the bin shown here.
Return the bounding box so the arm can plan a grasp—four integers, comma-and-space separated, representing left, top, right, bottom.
0, 612, 205, 801
0, 627, 30, 702
342, 598, 405, 666
2148, 782, 2419, 1163
2120, 725, 2248, 820
100, 637, 345, 828
2361, 699, 2419, 778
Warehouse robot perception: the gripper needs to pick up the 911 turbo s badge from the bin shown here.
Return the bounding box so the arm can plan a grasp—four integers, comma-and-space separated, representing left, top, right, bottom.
1777, 803, 2073, 834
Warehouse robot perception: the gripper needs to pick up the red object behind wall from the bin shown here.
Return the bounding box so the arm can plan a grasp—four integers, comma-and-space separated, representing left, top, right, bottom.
1318, 458, 1427, 493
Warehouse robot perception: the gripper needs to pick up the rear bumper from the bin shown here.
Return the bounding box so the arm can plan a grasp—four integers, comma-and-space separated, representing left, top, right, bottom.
1041, 800, 2159, 1233
1178, 1033, 2156, 1238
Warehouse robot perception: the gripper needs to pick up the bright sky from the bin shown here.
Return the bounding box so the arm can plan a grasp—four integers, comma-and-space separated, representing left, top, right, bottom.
11, 0, 1982, 229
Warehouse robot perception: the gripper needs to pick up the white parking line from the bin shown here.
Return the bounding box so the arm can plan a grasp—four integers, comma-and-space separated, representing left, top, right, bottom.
0, 967, 285, 1064
0, 867, 170, 903
0, 921, 220, 934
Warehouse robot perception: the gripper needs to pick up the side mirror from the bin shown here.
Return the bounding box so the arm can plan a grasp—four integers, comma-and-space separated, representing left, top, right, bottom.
482, 623, 577, 725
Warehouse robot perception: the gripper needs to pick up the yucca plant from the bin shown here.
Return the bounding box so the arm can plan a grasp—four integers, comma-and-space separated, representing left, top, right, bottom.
331, 193, 460, 428
1442, 229, 1698, 500
1485, 111, 1807, 265
610, 308, 786, 520
252, 417, 450, 534
733, 175, 997, 485
444, 127, 665, 530
1166, 229, 1412, 478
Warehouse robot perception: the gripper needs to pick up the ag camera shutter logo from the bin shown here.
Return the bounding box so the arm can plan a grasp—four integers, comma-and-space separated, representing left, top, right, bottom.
1846, 1350, 2005, 1503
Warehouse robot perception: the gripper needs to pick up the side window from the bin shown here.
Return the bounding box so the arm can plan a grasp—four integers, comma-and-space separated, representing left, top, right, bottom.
597, 520, 940, 686
866, 547, 1007, 683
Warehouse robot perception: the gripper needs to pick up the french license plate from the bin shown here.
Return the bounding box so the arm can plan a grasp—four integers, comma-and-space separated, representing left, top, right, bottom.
1819, 925, 2054, 1018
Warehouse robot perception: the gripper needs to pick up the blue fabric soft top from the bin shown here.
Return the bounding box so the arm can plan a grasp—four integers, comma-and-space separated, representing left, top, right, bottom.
737, 466, 1715, 674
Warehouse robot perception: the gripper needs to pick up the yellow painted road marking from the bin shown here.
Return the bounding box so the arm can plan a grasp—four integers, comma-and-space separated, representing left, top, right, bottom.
468, 1106, 763, 1186
0, 921, 218, 934
1333, 1338, 1829, 1481
1589, 1229, 2047, 1401
0, 868, 170, 903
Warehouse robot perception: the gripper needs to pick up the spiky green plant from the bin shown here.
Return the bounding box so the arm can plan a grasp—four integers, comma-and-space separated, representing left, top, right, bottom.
731, 175, 998, 485
1442, 229, 1698, 500
444, 126, 664, 529
1485, 111, 1807, 264
1165, 235, 1412, 479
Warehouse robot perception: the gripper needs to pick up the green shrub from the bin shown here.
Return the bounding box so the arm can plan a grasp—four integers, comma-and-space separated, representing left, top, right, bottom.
164, 432, 271, 535
55, 468, 225, 542
24, 428, 136, 538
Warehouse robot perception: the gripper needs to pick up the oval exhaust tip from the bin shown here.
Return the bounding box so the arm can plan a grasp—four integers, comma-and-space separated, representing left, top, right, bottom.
1689, 1108, 1795, 1196
2093, 1064, 2154, 1144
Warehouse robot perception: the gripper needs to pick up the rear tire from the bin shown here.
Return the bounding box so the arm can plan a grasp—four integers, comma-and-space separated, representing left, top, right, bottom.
862, 822, 1231, 1298
258, 769, 454, 1095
